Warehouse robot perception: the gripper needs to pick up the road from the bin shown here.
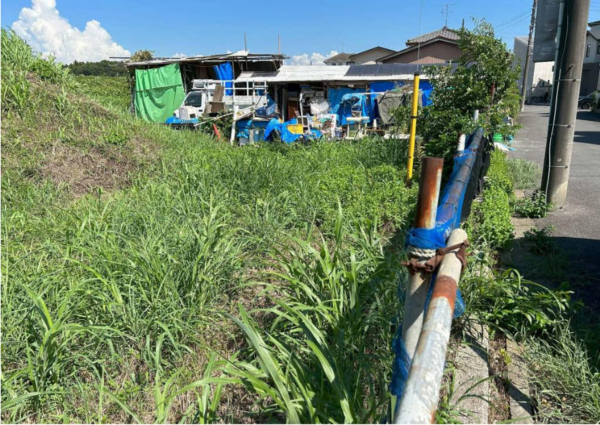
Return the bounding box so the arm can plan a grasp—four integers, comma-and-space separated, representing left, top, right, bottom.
511, 105, 600, 306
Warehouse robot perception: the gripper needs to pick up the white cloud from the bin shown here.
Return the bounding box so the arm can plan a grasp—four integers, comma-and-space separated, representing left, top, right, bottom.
172, 52, 187, 58
287, 50, 339, 66
11, 0, 130, 63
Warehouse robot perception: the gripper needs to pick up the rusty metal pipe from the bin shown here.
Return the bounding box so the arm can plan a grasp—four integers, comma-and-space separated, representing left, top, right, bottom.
395, 229, 468, 424
401, 157, 444, 363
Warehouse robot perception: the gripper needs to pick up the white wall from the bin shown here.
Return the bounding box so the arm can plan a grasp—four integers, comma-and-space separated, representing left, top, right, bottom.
584, 33, 599, 63
513, 37, 554, 103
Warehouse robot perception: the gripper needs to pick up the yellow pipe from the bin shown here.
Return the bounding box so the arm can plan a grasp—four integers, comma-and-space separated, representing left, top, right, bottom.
407, 72, 420, 181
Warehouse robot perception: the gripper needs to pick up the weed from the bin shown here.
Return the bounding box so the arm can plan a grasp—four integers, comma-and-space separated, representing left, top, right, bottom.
507, 158, 542, 190
513, 190, 552, 218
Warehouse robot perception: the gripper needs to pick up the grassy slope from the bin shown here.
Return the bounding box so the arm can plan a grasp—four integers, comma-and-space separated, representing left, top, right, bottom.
2, 30, 417, 423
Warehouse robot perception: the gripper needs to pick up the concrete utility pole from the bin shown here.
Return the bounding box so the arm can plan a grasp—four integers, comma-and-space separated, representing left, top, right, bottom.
542, 0, 590, 208
521, 0, 538, 111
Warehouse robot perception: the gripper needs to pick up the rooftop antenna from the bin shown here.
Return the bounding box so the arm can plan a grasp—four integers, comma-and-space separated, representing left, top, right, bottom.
244, 33, 248, 51
442, 3, 454, 27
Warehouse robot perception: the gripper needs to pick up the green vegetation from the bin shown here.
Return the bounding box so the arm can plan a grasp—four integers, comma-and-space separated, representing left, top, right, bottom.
1, 29, 416, 423
69, 60, 128, 77
507, 157, 542, 190
526, 319, 600, 423
458, 147, 600, 424
513, 189, 552, 218
465, 150, 514, 249
74, 75, 131, 112
420, 21, 521, 165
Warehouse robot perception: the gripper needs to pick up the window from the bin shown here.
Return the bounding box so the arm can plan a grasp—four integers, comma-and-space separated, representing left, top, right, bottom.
184, 91, 203, 107
597, 44, 600, 54
586, 43, 591, 58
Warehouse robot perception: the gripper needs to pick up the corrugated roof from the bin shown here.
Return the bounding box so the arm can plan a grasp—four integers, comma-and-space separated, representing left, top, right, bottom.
406, 26, 459, 46
236, 64, 447, 83
126, 52, 286, 67
324, 53, 355, 63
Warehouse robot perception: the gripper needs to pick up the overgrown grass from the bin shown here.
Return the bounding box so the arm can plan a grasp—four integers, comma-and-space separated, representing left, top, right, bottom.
507, 157, 542, 190
458, 147, 600, 424
75, 75, 131, 112
1, 30, 416, 423
526, 318, 600, 424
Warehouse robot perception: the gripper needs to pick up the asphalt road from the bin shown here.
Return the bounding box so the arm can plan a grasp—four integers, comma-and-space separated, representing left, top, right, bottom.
511, 105, 600, 304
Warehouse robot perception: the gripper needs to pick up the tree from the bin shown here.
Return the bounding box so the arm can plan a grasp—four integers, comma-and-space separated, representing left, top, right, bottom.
420, 20, 521, 162
130, 50, 154, 62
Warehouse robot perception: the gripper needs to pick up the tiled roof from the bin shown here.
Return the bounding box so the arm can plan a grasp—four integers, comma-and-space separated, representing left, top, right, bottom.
324, 52, 355, 63
406, 26, 459, 46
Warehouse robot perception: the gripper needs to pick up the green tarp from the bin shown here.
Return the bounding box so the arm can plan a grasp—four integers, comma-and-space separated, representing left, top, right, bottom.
134, 63, 185, 123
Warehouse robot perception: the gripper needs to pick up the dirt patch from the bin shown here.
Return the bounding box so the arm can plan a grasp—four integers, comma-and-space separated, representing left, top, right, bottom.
40, 140, 156, 196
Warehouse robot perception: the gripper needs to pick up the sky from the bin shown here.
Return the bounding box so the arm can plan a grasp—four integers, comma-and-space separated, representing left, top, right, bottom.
3, 0, 600, 64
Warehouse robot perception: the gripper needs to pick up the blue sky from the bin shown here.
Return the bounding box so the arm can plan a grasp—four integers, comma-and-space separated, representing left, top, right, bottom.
3, 0, 600, 64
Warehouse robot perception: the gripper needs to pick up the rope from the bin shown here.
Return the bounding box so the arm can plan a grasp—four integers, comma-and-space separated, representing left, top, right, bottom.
403, 241, 469, 275
406, 245, 437, 260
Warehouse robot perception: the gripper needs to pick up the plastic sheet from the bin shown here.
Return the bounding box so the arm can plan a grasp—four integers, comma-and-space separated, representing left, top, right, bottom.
391, 128, 484, 400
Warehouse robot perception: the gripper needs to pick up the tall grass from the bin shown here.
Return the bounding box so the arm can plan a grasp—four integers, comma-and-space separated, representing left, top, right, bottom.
507, 157, 542, 190
225, 211, 405, 423
2, 31, 416, 423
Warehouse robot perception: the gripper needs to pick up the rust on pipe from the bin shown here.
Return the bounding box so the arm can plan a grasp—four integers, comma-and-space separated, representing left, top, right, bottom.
395, 229, 468, 424
414, 157, 444, 229
430, 275, 457, 311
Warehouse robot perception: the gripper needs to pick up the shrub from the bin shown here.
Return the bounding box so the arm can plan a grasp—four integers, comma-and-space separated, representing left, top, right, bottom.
465, 149, 514, 248
420, 21, 521, 165
513, 189, 552, 218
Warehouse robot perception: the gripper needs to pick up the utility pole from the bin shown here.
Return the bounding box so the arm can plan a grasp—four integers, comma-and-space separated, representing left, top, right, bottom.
244, 33, 248, 51
542, 0, 590, 208
520, 0, 538, 111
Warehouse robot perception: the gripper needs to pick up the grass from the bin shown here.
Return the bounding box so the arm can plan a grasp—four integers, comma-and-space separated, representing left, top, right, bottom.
1, 30, 416, 423
526, 317, 600, 424
507, 157, 542, 190
456, 148, 600, 424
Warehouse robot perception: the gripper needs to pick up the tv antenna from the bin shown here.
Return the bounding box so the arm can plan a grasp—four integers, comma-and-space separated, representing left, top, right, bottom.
442, 3, 454, 27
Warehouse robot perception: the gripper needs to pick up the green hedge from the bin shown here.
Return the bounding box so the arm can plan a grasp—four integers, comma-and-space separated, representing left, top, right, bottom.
465, 149, 514, 248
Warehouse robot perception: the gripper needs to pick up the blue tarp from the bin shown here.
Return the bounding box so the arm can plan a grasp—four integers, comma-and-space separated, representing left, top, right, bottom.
420, 80, 433, 106
261, 118, 322, 143
328, 88, 374, 125
165, 116, 198, 124
213, 63, 233, 95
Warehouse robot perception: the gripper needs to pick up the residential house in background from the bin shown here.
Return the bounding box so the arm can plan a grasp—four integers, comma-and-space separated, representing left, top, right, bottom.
324, 47, 396, 66
348, 46, 396, 64
582, 21, 600, 95
378, 27, 462, 64
513, 36, 554, 104
324, 53, 355, 66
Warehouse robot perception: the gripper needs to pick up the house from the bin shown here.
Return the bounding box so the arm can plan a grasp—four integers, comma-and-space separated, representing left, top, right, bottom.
348, 47, 396, 64
325, 47, 396, 66
513, 36, 554, 103
582, 21, 600, 96
378, 27, 462, 64
324, 53, 355, 66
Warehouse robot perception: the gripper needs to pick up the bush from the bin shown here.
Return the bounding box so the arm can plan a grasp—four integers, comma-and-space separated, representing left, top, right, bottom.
465, 149, 514, 248
513, 189, 552, 218
420, 21, 521, 165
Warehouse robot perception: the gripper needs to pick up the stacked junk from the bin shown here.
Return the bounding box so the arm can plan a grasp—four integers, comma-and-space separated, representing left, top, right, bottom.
126, 58, 436, 145
204, 78, 431, 145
